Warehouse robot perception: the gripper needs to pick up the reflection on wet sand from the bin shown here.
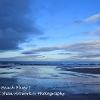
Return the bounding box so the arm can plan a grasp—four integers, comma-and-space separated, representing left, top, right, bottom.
0, 65, 100, 94
66, 68, 100, 74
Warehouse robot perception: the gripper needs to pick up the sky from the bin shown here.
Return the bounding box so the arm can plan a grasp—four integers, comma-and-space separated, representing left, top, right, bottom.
0, 0, 100, 61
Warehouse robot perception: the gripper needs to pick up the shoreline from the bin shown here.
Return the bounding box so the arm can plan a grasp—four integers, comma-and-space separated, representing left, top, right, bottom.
0, 94, 100, 100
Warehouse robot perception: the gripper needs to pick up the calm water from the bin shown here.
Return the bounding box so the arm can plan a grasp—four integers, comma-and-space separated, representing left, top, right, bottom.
0, 65, 100, 94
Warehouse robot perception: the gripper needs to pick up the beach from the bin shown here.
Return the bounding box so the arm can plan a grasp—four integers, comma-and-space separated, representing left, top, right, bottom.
0, 95, 100, 100
0, 63, 100, 100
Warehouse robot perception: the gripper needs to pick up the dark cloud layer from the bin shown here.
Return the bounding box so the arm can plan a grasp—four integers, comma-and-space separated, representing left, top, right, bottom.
22, 46, 61, 54
78, 54, 100, 58
0, 0, 41, 51
0, 54, 42, 61
23, 41, 100, 54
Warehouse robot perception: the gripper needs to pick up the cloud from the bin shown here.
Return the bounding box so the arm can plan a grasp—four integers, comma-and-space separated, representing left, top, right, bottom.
22, 40, 100, 54
22, 51, 38, 55
0, 54, 43, 61
22, 46, 62, 54
2, 40, 100, 60
38, 36, 50, 40
71, 53, 100, 60
0, 0, 42, 51
75, 13, 100, 24
21, 40, 100, 60
84, 28, 100, 36
78, 54, 100, 58
66, 40, 100, 52
58, 52, 72, 55
83, 13, 100, 23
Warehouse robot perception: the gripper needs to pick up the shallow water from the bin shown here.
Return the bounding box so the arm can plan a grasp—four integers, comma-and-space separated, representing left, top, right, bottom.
0, 65, 100, 94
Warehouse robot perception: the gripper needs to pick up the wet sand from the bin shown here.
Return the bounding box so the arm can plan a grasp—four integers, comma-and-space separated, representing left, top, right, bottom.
66, 68, 100, 74
0, 65, 100, 100
0, 95, 100, 100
